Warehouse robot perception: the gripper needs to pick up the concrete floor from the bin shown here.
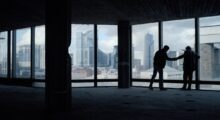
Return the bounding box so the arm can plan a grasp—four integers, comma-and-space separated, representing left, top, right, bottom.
0, 85, 220, 120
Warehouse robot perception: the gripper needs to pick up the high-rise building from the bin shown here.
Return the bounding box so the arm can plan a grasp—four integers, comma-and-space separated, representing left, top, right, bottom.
0, 32, 8, 76
131, 45, 135, 68
133, 59, 141, 70
73, 30, 94, 67
111, 45, 118, 69
97, 49, 108, 67
16, 44, 45, 77
17, 45, 31, 68
16, 45, 31, 77
143, 33, 154, 70
200, 43, 215, 80
107, 53, 112, 66
35, 44, 45, 70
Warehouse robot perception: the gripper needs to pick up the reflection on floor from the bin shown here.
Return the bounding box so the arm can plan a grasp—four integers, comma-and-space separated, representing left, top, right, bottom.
0, 85, 220, 120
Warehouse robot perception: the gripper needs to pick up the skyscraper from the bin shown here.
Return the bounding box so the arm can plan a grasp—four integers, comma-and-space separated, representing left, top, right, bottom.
111, 45, 118, 69
0, 32, 8, 76
18, 45, 31, 68
16, 45, 31, 77
143, 33, 154, 70
97, 49, 108, 67
73, 30, 94, 67
200, 43, 219, 80
35, 44, 45, 70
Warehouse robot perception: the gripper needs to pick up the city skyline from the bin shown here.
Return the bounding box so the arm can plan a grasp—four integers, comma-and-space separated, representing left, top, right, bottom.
12, 16, 220, 55
1, 16, 220, 81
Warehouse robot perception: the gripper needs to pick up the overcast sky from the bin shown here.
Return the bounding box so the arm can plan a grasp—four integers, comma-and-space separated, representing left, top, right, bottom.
14, 16, 220, 63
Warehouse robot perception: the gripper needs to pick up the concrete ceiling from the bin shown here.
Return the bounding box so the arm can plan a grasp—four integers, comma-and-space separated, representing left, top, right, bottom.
0, 0, 220, 31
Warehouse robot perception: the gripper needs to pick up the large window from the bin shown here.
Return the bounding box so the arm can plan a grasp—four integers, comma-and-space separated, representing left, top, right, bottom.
200, 16, 220, 82
70, 24, 94, 80
15, 28, 31, 78
0, 31, 8, 77
34, 26, 45, 79
163, 19, 195, 81
132, 23, 159, 79
97, 25, 118, 79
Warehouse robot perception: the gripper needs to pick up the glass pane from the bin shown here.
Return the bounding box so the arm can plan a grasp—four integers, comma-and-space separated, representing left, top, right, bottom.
71, 83, 94, 87
0, 31, 8, 77
15, 28, 31, 78
132, 82, 185, 89
200, 16, 220, 81
132, 23, 159, 79
132, 82, 151, 87
200, 85, 220, 90
97, 25, 118, 79
163, 19, 195, 80
70, 24, 94, 80
35, 26, 45, 79
97, 82, 117, 86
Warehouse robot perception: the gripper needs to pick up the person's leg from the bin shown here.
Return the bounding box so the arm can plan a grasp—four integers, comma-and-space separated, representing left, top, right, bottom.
158, 68, 165, 90
187, 71, 193, 90
182, 71, 187, 90
149, 68, 157, 89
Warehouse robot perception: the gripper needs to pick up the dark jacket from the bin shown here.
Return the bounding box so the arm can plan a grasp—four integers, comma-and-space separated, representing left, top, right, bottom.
153, 49, 177, 69
178, 50, 200, 72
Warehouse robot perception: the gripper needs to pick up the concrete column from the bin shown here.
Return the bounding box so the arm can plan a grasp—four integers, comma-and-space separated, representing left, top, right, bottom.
45, 0, 72, 112
159, 21, 163, 49
31, 27, 35, 79
118, 21, 131, 88
195, 18, 200, 90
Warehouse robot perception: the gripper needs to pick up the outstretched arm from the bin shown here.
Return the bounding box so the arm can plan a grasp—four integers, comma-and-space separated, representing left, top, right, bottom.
166, 54, 181, 61
177, 54, 184, 59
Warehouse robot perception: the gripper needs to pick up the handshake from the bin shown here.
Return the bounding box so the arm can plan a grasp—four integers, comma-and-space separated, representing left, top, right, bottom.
170, 56, 182, 61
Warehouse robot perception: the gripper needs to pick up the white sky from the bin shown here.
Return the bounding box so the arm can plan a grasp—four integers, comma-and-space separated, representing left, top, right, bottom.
15, 16, 220, 62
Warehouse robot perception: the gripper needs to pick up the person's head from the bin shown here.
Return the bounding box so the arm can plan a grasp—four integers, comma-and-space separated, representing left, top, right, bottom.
163, 45, 169, 52
185, 46, 191, 51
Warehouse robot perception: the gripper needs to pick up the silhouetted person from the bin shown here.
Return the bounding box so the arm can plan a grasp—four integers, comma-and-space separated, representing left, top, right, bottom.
149, 45, 178, 90
177, 46, 200, 90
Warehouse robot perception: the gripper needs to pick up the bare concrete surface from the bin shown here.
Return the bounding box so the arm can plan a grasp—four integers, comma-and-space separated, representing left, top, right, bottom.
0, 85, 220, 120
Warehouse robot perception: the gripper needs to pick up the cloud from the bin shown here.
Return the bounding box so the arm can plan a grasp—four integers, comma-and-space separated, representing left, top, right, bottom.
98, 36, 117, 53
17, 28, 31, 46
35, 26, 45, 45
163, 20, 195, 50
164, 18, 195, 30
132, 23, 159, 52
16, 26, 45, 46
200, 16, 220, 26
98, 25, 118, 37
70, 25, 118, 54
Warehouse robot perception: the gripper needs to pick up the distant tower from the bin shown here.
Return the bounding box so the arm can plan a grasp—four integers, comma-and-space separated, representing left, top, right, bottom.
200, 43, 215, 79
97, 48, 107, 67
73, 30, 94, 67
107, 53, 112, 66
0, 32, 7, 76
73, 32, 83, 67
143, 33, 154, 70
35, 45, 41, 69
18, 45, 31, 68
111, 45, 118, 69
